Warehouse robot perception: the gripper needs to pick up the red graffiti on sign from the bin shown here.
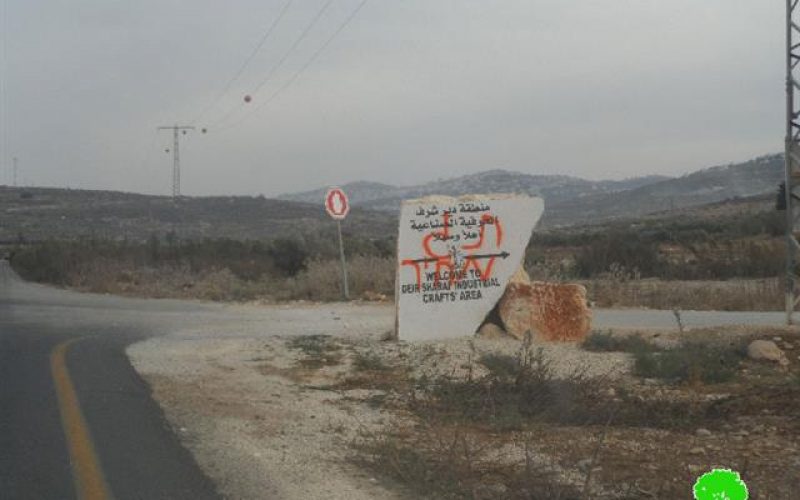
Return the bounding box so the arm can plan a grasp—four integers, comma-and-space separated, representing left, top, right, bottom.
401, 212, 506, 288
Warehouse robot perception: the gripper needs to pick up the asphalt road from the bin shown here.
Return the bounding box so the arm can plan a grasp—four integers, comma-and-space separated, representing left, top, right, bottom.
0, 260, 790, 500
0, 262, 224, 500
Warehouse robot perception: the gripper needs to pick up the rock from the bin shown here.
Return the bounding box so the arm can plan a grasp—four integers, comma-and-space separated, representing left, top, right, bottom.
476, 322, 510, 340
497, 283, 535, 340
773, 336, 783, 342
498, 281, 592, 342
695, 428, 712, 438
689, 447, 705, 455
529, 282, 592, 342
509, 266, 531, 285
362, 290, 388, 302
688, 464, 703, 474
747, 340, 789, 365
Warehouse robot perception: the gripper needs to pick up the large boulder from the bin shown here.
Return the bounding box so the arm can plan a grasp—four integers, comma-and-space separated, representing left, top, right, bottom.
509, 266, 531, 285
476, 322, 512, 340
747, 340, 789, 366
498, 281, 592, 342
497, 283, 535, 340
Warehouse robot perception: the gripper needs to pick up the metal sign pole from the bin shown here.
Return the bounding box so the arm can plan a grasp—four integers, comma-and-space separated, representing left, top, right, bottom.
337, 220, 349, 300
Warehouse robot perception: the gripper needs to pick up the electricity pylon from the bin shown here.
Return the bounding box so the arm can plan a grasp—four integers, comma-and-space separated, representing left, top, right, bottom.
157, 125, 195, 197
785, 0, 800, 324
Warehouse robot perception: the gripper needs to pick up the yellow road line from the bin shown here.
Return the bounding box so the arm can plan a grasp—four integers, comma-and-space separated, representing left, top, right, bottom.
51, 338, 112, 500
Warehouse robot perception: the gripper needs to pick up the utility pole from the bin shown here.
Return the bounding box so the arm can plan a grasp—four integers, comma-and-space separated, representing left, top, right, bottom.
784, 0, 800, 324
12, 156, 17, 187
157, 125, 195, 197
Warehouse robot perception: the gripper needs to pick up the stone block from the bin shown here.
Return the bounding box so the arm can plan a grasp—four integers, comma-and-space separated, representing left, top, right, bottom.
395, 194, 544, 341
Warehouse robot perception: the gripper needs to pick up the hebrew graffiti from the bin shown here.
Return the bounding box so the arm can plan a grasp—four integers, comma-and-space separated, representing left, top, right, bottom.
396, 195, 544, 341
400, 207, 507, 304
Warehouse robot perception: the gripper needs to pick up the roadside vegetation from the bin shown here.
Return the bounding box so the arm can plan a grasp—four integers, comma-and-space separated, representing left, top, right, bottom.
287, 330, 800, 498
529, 207, 783, 279
8, 203, 788, 308
9, 236, 394, 302
583, 331, 745, 384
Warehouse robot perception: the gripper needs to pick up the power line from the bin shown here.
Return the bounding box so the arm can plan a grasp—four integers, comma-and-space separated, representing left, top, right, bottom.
249, 0, 334, 97
138, 129, 160, 192
192, 0, 294, 124
216, 0, 369, 133
205, 0, 335, 130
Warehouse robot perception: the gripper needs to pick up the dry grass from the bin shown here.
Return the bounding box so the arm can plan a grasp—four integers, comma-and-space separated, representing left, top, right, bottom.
18, 238, 784, 311
341, 331, 800, 499
584, 277, 782, 311
250, 328, 800, 498
278, 256, 394, 301
353, 342, 594, 498
57, 255, 394, 302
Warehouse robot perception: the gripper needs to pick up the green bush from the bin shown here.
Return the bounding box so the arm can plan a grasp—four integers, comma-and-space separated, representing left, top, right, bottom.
582, 331, 657, 353
352, 352, 390, 372
414, 347, 603, 430
633, 341, 743, 384
268, 238, 307, 277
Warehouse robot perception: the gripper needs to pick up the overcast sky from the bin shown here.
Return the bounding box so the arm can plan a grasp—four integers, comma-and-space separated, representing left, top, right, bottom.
0, 1, 785, 196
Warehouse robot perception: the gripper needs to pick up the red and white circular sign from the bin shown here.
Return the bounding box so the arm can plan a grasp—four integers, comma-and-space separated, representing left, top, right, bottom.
325, 187, 349, 220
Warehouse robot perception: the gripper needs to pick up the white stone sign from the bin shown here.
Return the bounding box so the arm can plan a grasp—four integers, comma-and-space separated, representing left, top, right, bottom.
395, 194, 544, 341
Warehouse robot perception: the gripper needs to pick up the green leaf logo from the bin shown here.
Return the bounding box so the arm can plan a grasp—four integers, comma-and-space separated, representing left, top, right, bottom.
693, 468, 748, 500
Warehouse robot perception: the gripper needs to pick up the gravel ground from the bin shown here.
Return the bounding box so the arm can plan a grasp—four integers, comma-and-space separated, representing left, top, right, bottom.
127, 302, 635, 500
121, 291, 793, 500
128, 302, 399, 500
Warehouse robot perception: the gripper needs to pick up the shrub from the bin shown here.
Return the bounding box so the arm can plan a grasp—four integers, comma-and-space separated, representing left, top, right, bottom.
9, 237, 396, 302
478, 353, 521, 381
280, 256, 394, 301
633, 341, 743, 384
353, 352, 390, 372
413, 346, 604, 430
582, 331, 657, 353
269, 238, 308, 276
287, 335, 338, 358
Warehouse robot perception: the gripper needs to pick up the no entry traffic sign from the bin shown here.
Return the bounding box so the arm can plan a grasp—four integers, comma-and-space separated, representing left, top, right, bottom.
325, 187, 349, 220
325, 186, 350, 300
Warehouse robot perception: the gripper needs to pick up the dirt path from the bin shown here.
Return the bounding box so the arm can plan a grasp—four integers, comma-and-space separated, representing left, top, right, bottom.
128, 303, 400, 500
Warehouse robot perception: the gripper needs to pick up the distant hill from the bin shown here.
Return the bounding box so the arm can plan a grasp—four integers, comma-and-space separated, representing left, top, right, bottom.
279, 171, 673, 211
279, 154, 782, 227
0, 187, 394, 243
544, 154, 783, 226
0, 154, 782, 245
